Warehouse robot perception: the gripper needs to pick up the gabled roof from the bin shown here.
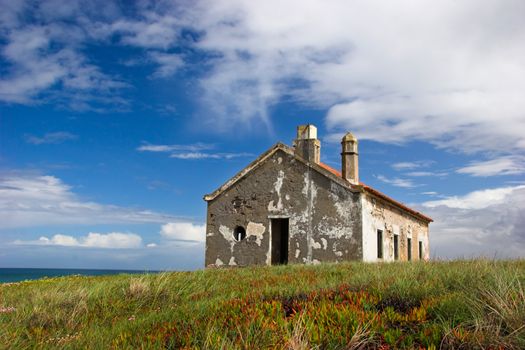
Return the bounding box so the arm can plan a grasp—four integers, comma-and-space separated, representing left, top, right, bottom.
204, 142, 433, 223
203, 143, 357, 202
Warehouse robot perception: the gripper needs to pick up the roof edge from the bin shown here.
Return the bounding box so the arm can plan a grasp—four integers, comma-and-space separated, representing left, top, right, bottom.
203, 143, 432, 224
203, 142, 291, 202
360, 184, 434, 223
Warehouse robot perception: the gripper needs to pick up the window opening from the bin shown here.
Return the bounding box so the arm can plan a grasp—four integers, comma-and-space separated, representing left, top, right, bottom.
394, 234, 399, 260
377, 229, 383, 259
233, 226, 246, 241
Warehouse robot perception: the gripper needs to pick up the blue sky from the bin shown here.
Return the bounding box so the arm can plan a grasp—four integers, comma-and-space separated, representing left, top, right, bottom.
1, 0, 524, 270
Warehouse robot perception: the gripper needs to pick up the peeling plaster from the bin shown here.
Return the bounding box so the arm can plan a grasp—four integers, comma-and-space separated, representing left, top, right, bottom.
247, 222, 265, 246
268, 170, 285, 211
215, 258, 224, 266
229, 257, 237, 266
321, 238, 328, 250
311, 239, 322, 250
219, 225, 235, 253
219, 225, 234, 242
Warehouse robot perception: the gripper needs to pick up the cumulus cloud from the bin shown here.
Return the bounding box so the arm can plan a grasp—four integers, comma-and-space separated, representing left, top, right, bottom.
456, 156, 525, 177
188, 0, 525, 153
24, 131, 77, 145
0, 171, 176, 228
420, 185, 525, 258
3, 1, 525, 152
423, 185, 524, 210
0, 23, 127, 108
0, 0, 127, 109
160, 222, 205, 242
14, 232, 143, 249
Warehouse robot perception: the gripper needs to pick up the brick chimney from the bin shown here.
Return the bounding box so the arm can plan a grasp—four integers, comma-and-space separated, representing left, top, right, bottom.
341, 132, 359, 184
294, 124, 320, 164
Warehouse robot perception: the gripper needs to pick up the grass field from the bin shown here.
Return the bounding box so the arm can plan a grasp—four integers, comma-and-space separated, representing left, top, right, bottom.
1, 260, 524, 349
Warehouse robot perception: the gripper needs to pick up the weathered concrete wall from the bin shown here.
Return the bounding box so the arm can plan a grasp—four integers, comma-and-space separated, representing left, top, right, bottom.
361, 194, 430, 262
205, 149, 363, 267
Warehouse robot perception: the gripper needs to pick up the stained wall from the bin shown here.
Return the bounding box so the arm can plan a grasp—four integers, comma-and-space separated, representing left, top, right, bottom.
205, 148, 363, 267
361, 194, 430, 262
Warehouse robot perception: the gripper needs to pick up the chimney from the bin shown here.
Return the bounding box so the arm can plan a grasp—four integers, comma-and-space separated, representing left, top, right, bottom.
294, 124, 320, 164
341, 132, 359, 184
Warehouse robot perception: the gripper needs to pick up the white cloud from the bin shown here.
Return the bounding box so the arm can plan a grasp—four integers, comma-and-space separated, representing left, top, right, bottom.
421, 191, 438, 196
107, 10, 182, 49
406, 171, 448, 177
0, 172, 176, 228
423, 185, 524, 210
137, 143, 252, 159
420, 185, 525, 258
0, 23, 127, 107
14, 232, 143, 249
191, 0, 525, 153
24, 131, 77, 145
4, 1, 525, 153
456, 156, 525, 177
137, 143, 215, 152
391, 161, 434, 171
376, 175, 419, 188
160, 222, 205, 242
148, 52, 184, 78
169, 152, 252, 160
0, 2, 127, 109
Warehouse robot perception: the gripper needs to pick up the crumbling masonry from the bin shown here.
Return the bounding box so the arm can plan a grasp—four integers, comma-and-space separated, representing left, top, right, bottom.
204, 125, 432, 267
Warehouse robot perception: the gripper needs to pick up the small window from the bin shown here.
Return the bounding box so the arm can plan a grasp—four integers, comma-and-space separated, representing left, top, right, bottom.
233, 226, 246, 241
377, 230, 383, 259
394, 234, 399, 261
418, 241, 423, 260
407, 238, 412, 261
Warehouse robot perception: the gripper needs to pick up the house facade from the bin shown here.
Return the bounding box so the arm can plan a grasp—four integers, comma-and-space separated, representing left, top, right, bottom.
203, 125, 432, 267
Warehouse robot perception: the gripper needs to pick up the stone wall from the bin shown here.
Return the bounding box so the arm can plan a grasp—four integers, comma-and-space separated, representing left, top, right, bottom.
205, 148, 363, 267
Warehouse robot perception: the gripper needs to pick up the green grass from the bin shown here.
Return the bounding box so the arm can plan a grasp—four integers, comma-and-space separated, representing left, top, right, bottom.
1, 260, 524, 349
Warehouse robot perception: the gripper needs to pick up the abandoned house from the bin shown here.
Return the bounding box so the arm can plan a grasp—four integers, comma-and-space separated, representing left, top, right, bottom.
204, 125, 432, 267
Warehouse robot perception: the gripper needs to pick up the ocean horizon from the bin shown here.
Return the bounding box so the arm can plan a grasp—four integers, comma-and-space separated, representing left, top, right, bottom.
0, 268, 159, 283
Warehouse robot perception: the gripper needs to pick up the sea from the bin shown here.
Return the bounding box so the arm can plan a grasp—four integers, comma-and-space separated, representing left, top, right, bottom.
0, 268, 157, 283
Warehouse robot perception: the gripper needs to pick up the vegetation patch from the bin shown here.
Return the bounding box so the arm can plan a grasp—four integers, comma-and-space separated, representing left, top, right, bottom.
1, 260, 524, 349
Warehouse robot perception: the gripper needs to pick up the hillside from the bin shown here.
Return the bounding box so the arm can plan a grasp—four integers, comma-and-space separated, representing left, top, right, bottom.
1, 260, 524, 349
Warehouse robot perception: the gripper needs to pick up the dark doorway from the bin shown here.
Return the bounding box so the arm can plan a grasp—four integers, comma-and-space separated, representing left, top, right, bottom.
271, 219, 289, 265
394, 235, 399, 261
407, 238, 412, 261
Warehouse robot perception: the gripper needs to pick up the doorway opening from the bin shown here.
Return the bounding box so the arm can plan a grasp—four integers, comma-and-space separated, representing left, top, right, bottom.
271, 218, 289, 265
